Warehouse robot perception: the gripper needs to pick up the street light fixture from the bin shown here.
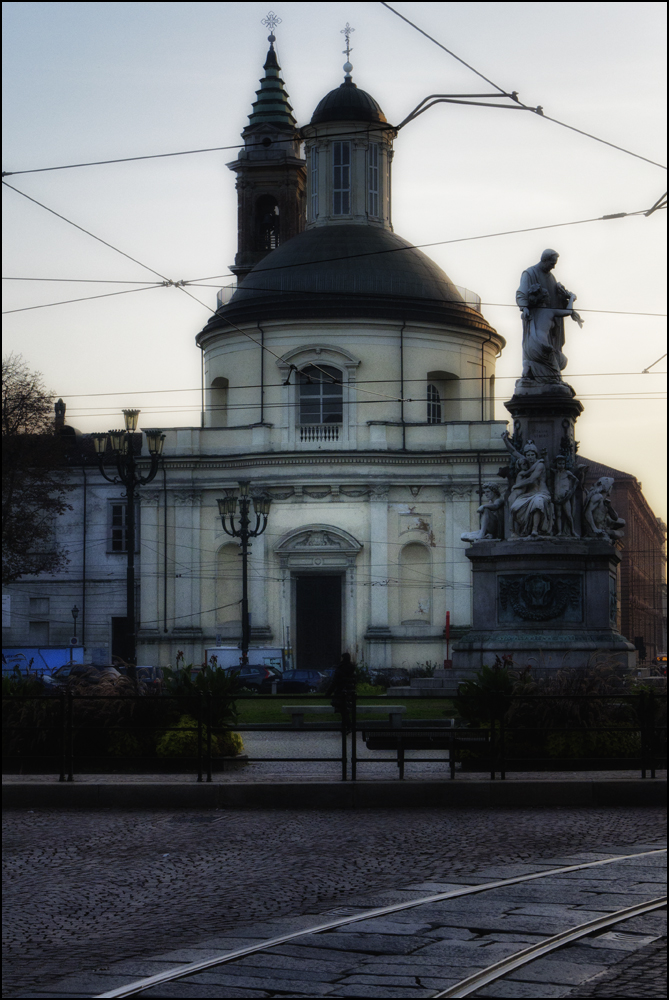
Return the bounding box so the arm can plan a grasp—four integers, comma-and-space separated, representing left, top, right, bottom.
217, 485, 271, 666
92, 410, 165, 671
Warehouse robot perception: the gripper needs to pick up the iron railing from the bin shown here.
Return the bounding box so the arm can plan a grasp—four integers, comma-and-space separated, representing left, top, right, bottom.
2, 691, 666, 782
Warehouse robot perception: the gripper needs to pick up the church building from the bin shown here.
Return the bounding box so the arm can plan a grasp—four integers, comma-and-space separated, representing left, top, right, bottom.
4, 34, 511, 672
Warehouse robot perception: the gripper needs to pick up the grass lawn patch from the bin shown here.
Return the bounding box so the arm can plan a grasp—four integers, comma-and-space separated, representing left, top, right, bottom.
235, 697, 455, 724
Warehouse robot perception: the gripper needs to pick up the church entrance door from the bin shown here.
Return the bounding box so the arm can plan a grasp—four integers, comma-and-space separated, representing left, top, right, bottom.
295, 575, 342, 671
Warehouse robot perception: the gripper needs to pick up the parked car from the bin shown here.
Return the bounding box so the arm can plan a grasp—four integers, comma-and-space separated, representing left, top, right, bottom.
42, 663, 103, 689
277, 669, 326, 694
135, 666, 164, 693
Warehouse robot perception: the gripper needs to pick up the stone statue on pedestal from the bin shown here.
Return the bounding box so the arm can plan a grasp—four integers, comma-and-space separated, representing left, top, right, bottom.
502, 433, 554, 537
583, 477, 626, 542
461, 482, 505, 542
516, 249, 583, 389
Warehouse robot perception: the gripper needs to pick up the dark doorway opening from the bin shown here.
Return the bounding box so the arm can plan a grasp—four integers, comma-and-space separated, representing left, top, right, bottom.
295, 576, 342, 670
111, 616, 133, 664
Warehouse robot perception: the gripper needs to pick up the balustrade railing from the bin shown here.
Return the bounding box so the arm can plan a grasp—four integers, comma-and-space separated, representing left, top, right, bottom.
299, 423, 341, 443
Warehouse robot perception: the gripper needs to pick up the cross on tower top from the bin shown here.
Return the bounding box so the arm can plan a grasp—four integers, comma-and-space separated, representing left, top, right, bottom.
341, 22, 355, 79
262, 10, 282, 44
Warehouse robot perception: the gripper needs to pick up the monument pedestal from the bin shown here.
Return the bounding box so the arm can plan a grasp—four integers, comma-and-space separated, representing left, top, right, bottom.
452, 538, 636, 672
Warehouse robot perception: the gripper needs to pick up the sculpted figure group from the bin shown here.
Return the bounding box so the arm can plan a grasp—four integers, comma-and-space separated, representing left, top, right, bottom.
461, 435, 625, 544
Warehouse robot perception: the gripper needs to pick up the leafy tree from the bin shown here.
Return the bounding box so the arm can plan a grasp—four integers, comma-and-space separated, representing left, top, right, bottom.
2, 354, 73, 583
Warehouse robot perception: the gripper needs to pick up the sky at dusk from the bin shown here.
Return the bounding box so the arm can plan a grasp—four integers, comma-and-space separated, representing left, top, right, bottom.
2, 1, 667, 517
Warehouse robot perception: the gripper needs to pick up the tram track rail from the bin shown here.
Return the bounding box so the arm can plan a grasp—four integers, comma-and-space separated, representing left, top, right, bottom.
95, 847, 666, 999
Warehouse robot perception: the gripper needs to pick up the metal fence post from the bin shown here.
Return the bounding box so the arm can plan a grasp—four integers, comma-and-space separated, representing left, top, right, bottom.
340, 700, 347, 782
499, 708, 506, 781
649, 690, 656, 780
640, 691, 647, 780
67, 690, 74, 782
489, 709, 495, 781
206, 691, 212, 783
59, 691, 66, 782
351, 689, 357, 782
197, 693, 203, 783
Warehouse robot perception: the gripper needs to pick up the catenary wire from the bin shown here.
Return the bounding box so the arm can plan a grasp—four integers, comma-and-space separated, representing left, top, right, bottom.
3, 202, 664, 316
3, 277, 666, 318
51, 371, 667, 399
2, 284, 166, 315
2, 180, 170, 281
0, 128, 384, 178
379, 1, 667, 171
186, 205, 666, 284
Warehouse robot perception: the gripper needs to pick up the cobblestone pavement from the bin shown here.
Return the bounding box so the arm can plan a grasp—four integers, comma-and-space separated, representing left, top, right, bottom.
3, 730, 666, 781
2, 807, 665, 997
565, 936, 667, 997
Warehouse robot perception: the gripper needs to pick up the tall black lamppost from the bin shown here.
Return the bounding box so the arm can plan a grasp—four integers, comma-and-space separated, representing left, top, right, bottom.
91, 410, 165, 669
217, 482, 271, 666
69, 604, 79, 663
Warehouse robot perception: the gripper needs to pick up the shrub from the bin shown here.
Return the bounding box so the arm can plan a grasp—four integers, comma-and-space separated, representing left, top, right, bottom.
163, 663, 239, 727
356, 683, 385, 696
546, 730, 641, 759
155, 715, 243, 757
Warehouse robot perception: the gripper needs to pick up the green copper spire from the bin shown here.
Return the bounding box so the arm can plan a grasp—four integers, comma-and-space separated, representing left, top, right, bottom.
247, 27, 296, 128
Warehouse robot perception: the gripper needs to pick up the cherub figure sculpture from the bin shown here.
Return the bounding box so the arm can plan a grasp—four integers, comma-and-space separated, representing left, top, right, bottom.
583, 477, 625, 542
551, 454, 585, 537
461, 482, 505, 543
502, 432, 554, 537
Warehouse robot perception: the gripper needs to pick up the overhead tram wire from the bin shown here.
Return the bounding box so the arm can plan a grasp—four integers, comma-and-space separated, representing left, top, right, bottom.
1, 180, 170, 282
0, 128, 387, 178
3, 284, 165, 314
379, 1, 667, 171
185, 204, 667, 283
3, 193, 664, 315
53, 371, 667, 400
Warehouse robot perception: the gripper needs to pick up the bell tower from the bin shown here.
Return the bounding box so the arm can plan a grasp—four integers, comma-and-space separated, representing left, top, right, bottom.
227, 18, 306, 280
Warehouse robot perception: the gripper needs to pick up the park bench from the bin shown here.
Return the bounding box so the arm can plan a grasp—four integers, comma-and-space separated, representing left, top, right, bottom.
282, 705, 407, 729
361, 727, 490, 779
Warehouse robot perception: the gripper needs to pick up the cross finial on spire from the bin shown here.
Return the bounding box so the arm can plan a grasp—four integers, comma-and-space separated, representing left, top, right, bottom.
262, 10, 282, 45
341, 22, 355, 79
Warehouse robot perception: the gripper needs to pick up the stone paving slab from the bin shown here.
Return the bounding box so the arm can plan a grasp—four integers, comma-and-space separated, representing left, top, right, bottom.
4, 809, 665, 998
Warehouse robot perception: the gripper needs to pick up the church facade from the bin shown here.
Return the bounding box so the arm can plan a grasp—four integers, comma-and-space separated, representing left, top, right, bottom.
4, 40, 510, 672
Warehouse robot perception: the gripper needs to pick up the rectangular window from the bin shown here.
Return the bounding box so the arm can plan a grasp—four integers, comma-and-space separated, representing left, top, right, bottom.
29, 597, 50, 616
311, 147, 319, 220
333, 141, 351, 215
28, 621, 49, 645
368, 143, 379, 217
107, 502, 139, 553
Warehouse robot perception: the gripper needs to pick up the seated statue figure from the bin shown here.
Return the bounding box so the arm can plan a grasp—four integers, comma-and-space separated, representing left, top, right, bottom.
461, 482, 505, 542
583, 477, 625, 542
502, 433, 554, 537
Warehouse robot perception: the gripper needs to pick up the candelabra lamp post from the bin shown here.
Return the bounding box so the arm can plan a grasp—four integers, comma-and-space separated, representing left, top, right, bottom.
217, 483, 271, 666
91, 410, 165, 670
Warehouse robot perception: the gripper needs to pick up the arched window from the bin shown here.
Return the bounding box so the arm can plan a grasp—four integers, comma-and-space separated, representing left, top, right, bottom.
209, 376, 228, 427
333, 142, 351, 215
299, 365, 343, 425
400, 543, 431, 624
255, 195, 280, 251
310, 147, 319, 221
216, 543, 242, 629
427, 384, 442, 424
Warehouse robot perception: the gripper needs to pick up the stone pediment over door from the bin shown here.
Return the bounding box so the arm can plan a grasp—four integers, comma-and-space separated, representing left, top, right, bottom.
275, 524, 362, 570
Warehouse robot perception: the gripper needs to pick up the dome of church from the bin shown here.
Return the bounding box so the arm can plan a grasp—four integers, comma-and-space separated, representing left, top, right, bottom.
204, 225, 494, 332
310, 79, 388, 125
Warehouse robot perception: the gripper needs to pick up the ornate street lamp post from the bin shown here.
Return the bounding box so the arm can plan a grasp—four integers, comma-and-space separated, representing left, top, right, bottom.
69, 604, 79, 663
217, 483, 271, 666
91, 411, 165, 670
